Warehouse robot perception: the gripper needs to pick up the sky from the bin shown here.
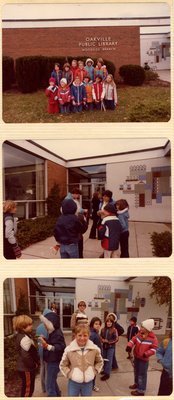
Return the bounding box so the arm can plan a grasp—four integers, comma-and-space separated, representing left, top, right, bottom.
2, 2, 170, 20
33, 138, 168, 160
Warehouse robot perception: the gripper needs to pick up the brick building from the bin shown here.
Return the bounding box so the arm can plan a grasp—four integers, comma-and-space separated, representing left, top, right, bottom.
2, 3, 170, 74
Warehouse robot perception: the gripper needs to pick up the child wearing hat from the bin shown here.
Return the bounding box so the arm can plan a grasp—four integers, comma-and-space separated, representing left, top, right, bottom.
45, 77, 59, 114
57, 78, 71, 113
97, 203, 121, 258
126, 318, 158, 396
85, 58, 94, 81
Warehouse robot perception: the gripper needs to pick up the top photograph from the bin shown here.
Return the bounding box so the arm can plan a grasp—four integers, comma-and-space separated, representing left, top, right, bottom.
2, 2, 171, 123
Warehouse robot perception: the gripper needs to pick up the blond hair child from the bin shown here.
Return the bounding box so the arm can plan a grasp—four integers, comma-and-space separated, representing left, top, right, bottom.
13, 315, 39, 397
60, 324, 103, 396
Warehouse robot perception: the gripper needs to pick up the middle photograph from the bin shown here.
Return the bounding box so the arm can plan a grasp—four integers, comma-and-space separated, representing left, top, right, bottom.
2, 138, 172, 260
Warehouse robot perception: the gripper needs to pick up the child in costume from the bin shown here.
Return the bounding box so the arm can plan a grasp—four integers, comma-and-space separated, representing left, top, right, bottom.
60, 324, 103, 396
45, 77, 59, 114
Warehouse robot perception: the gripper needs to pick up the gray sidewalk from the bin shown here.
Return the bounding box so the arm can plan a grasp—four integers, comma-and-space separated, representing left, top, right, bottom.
33, 334, 162, 397
21, 220, 171, 259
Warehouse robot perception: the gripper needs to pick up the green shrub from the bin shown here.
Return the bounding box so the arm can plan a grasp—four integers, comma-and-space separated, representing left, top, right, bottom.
16, 56, 41, 93
3, 56, 15, 91
17, 216, 57, 249
4, 336, 18, 380
151, 231, 172, 257
128, 100, 170, 122
15, 55, 116, 93
144, 70, 159, 82
119, 64, 145, 86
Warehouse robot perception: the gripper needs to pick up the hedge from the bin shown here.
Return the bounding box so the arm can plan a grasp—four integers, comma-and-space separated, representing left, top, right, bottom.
150, 231, 172, 257
119, 64, 145, 86
15, 55, 116, 93
3, 56, 15, 91
17, 216, 57, 249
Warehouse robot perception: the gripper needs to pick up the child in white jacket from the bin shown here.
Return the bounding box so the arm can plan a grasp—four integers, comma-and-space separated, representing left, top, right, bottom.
60, 324, 103, 396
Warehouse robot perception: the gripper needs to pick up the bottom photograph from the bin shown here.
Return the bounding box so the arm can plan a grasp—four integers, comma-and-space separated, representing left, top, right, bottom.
4, 276, 172, 397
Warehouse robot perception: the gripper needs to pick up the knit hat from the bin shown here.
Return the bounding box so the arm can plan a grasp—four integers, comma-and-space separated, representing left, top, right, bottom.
60, 78, 67, 85
49, 77, 56, 84
107, 312, 117, 322
85, 58, 94, 65
104, 203, 117, 215
141, 319, 154, 332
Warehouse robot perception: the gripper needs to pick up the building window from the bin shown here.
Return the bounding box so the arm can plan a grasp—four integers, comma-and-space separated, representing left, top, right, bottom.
3, 142, 45, 218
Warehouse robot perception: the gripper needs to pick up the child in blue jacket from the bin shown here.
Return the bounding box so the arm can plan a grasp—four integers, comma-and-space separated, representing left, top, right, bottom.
116, 199, 130, 258
90, 317, 102, 392
70, 76, 86, 112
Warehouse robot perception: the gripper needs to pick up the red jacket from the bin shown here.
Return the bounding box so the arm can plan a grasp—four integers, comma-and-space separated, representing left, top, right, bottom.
75, 68, 88, 82
92, 82, 105, 101
57, 86, 71, 105
45, 86, 59, 113
127, 331, 158, 361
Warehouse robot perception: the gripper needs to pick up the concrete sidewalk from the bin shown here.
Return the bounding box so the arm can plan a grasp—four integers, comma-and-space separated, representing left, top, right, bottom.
33, 334, 162, 397
21, 220, 171, 259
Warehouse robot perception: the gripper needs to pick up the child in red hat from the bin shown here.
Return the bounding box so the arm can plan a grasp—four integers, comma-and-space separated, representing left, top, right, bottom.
45, 77, 59, 114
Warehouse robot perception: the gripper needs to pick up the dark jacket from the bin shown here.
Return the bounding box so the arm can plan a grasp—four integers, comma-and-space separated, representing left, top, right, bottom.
70, 82, 86, 104
127, 325, 139, 341
98, 215, 121, 251
115, 322, 124, 336
54, 199, 87, 245
41, 312, 66, 363
90, 328, 102, 350
16, 332, 39, 372
100, 327, 118, 349
51, 69, 63, 86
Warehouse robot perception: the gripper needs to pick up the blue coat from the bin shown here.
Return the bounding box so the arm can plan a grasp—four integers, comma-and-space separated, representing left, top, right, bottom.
90, 328, 102, 350
98, 215, 121, 251
70, 82, 86, 104
51, 70, 62, 86
156, 338, 172, 378
117, 208, 129, 233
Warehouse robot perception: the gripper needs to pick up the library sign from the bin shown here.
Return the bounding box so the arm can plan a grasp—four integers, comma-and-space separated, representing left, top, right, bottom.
79, 36, 118, 52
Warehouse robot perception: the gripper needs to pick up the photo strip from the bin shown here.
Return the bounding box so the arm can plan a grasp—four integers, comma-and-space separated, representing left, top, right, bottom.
2, 2, 171, 123
3, 276, 172, 397
2, 138, 172, 260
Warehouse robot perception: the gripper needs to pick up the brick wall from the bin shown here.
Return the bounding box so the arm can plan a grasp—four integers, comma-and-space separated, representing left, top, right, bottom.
2, 25, 140, 74
47, 160, 67, 198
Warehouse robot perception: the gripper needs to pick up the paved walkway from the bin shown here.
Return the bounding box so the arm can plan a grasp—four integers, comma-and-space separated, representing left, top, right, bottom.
21, 220, 171, 259
157, 69, 170, 82
33, 334, 162, 397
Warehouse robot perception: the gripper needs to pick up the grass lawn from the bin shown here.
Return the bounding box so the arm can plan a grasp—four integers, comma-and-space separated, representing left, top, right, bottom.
3, 84, 170, 123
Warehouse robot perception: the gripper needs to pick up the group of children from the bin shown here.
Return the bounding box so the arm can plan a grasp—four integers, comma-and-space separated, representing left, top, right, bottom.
13, 310, 172, 397
53, 188, 130, 259
45, 58, 117, 114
